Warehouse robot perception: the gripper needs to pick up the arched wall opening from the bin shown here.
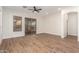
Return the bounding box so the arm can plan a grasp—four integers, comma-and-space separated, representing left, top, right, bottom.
61, 7, 79, 41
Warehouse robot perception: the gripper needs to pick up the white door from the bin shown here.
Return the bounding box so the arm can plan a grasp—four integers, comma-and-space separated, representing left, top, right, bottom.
68, 12, 77, 36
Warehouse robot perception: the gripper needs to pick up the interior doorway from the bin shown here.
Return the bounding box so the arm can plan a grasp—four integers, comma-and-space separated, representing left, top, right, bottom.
66, 12, 78, 38
25, 18, 36, 35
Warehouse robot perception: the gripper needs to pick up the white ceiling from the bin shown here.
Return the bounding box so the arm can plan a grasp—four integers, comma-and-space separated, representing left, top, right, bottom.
3, 6, 73, 16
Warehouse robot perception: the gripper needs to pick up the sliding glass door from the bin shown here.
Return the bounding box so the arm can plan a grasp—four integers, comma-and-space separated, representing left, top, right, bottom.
25, 18, 36, 35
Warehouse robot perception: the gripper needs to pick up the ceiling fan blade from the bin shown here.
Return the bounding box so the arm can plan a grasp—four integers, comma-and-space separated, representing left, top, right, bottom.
34, 6, 37, 11
33, 6, 36, 9
38, 9, 42, 10
37, 10, 40, 13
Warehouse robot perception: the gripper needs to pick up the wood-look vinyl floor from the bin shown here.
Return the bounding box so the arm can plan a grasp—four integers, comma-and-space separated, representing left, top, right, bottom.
0, 33, 79, 53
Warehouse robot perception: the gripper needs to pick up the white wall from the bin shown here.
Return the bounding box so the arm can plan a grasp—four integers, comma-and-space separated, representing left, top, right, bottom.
78, 10, 79, 41
36, 16, 45, 34
68, 12, 77, 36
42, 12, 61, 36
0, 7, 2, 44
2, 7, 62, 39
2, 8, 43, 39
76, 7, 79, 41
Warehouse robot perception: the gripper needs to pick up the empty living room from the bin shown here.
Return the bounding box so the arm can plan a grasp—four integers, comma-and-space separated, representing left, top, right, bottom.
0, 6, 79, 53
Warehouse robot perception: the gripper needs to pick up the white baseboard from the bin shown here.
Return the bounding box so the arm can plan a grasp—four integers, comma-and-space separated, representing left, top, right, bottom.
45, 32, 61, 36
2, 32, 61, 39
68, 34, 77, 36
2, 34, 24, 39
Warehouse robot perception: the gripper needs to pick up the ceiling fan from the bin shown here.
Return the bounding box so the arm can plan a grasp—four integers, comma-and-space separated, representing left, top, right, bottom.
28, 6, 42, 13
